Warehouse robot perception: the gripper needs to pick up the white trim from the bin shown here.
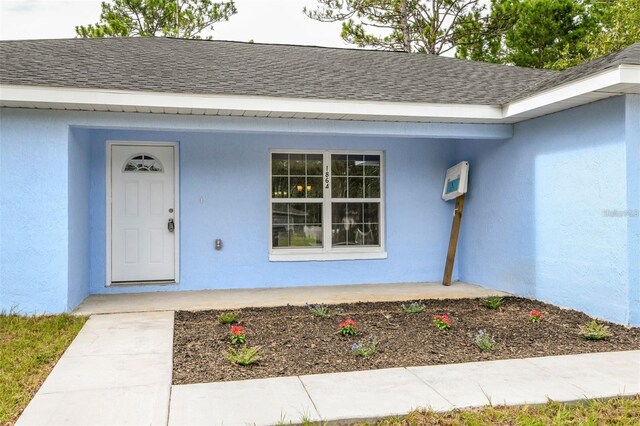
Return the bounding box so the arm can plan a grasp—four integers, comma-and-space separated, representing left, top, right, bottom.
504, 66, 640, 118
268, 149, 386, 262
105, 141, 180, 286
0, 84, 503, 122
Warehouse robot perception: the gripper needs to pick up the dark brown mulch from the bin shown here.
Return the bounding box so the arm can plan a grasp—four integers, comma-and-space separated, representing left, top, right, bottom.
172, 297, 640, 384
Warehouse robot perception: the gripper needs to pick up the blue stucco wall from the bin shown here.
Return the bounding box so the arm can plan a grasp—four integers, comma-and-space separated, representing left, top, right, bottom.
3, 107, 511, 312
86, 130, 458, 294
0, 110, 70, 313
456, 95, 635, 324
1, 97, 636, 324
68, 128, 91, 309
626, 94, 640, 325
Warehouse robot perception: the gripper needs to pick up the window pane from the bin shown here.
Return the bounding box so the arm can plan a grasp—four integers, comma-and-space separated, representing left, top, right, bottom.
290, 154, 305, 175
363, 203, 379, 224
331, 154, 348, 176
272, 202, 323, 248
332, 202, 380, 247
272, 153, 289, 175
307, 154, 323, 176
332, 176, 347, 198
272, 177, 289, 198
364, 178, 380, 198
290, 176, 306, 198
348, 177, 364, 198
348, 155, 365, 177
306, 177, 323, 198
364, 155, 380, 177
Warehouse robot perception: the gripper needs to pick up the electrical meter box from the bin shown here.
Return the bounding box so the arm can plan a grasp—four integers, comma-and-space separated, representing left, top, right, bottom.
442, 161, 469, 201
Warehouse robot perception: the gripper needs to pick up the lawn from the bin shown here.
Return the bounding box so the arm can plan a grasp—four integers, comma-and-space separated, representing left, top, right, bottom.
369, 396, 640, 426
0, 312, 86, 425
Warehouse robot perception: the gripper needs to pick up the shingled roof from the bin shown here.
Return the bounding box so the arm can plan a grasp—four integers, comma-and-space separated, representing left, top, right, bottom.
0, 37, 554, 105
512, 42, 640, 100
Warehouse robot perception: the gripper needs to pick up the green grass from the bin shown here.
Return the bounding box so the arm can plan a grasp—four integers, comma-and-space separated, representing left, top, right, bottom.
364, 396, 640, 425
0, 312, 87, 425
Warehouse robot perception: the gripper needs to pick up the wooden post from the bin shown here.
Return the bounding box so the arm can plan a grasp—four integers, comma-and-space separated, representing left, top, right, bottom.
442, 193, 465, 286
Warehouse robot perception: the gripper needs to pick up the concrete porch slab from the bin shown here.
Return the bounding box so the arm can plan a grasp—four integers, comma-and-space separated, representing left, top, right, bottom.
73, 281, 507, 315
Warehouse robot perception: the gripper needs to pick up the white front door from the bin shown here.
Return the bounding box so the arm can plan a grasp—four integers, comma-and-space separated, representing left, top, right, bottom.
110, 144, 177, 283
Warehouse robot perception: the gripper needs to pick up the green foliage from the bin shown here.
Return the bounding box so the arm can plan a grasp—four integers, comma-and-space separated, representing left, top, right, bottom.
555, 0, 640, 68
226, 346, 260, 365
457, 0, 598, 69
0, 313, 87, 424
474, 329, 499, 351
579, 320, 612, 340
304, 0, 486, 54
351, 336, 378, 357
306, 303, 343, 318
457, 0, 640, 69
218, 311, 238, 324
371, 396, 640, 425
76, 0, 237, 39
401, 302, 425, 314
482, 296, 504, 310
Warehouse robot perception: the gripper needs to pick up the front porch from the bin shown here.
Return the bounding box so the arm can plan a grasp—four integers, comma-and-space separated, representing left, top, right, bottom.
73, 281, 506, 315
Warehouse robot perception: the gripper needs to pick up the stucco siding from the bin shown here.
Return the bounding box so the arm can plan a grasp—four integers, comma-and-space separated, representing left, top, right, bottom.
86, 130, 458, 294
626, 94, 640, 325
0, 109, 70, 313
457, 95, 633, 324
67, 128, 91, 310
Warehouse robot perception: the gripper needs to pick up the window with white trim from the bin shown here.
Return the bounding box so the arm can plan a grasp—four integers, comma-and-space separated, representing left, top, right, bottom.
270, 151, 385, 261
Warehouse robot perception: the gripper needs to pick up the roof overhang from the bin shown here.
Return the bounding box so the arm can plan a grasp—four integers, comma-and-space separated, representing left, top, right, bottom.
1, 65, 638, 124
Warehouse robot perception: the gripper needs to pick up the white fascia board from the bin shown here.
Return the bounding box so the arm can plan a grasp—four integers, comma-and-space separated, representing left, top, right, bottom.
0, 84, 503, 122
503, 65, 640, 118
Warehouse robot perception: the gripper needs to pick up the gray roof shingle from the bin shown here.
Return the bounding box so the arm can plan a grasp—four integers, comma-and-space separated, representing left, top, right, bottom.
0, 38, 637, 105
0, 37, 554, 105
512, 42, 640, 100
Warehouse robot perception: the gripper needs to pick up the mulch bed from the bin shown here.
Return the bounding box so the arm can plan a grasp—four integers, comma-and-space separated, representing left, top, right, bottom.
172, 297, 640, 384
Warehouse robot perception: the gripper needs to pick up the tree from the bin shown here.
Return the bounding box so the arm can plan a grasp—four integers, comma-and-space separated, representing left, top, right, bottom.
304, 0, 487, 55
76, 0, 237, 39
556, 0, 640, 67
455, 0, 602, 69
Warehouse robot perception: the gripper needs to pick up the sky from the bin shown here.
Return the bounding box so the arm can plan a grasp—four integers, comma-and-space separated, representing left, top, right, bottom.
0, 0, 346, 47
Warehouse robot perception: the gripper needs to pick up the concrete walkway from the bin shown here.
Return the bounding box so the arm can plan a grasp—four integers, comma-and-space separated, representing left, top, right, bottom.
17, 310, 640, 425
73, 281, 507, 315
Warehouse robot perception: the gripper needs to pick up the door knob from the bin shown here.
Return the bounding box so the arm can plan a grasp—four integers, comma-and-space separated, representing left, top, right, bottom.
168, 218, 175, 232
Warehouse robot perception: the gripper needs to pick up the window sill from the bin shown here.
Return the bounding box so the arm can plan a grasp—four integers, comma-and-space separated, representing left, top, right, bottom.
269, 250, 388, 262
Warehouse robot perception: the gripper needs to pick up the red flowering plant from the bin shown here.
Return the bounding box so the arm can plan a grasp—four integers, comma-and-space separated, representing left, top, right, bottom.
529, 310, 543, 323
339, 318, 357, 336
230, 325, 246, 344
433, 314, 452, 330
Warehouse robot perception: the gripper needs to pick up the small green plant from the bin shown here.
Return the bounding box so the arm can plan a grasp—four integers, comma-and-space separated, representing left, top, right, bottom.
351, 336, 378, 357
401, 302, 426, 314
339, 318, 357, 336
226, 346, 260, 365
306, 303, 343, 318
218, 311, 239, 324
579, 320, 611, 340
230, 325, 246, 344
483, 296, 504, 310
433, 314, 452, 330
475, 329, 499, 351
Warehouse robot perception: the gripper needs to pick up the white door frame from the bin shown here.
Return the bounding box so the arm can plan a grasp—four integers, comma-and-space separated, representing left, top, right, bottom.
106, 140, 180, 286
